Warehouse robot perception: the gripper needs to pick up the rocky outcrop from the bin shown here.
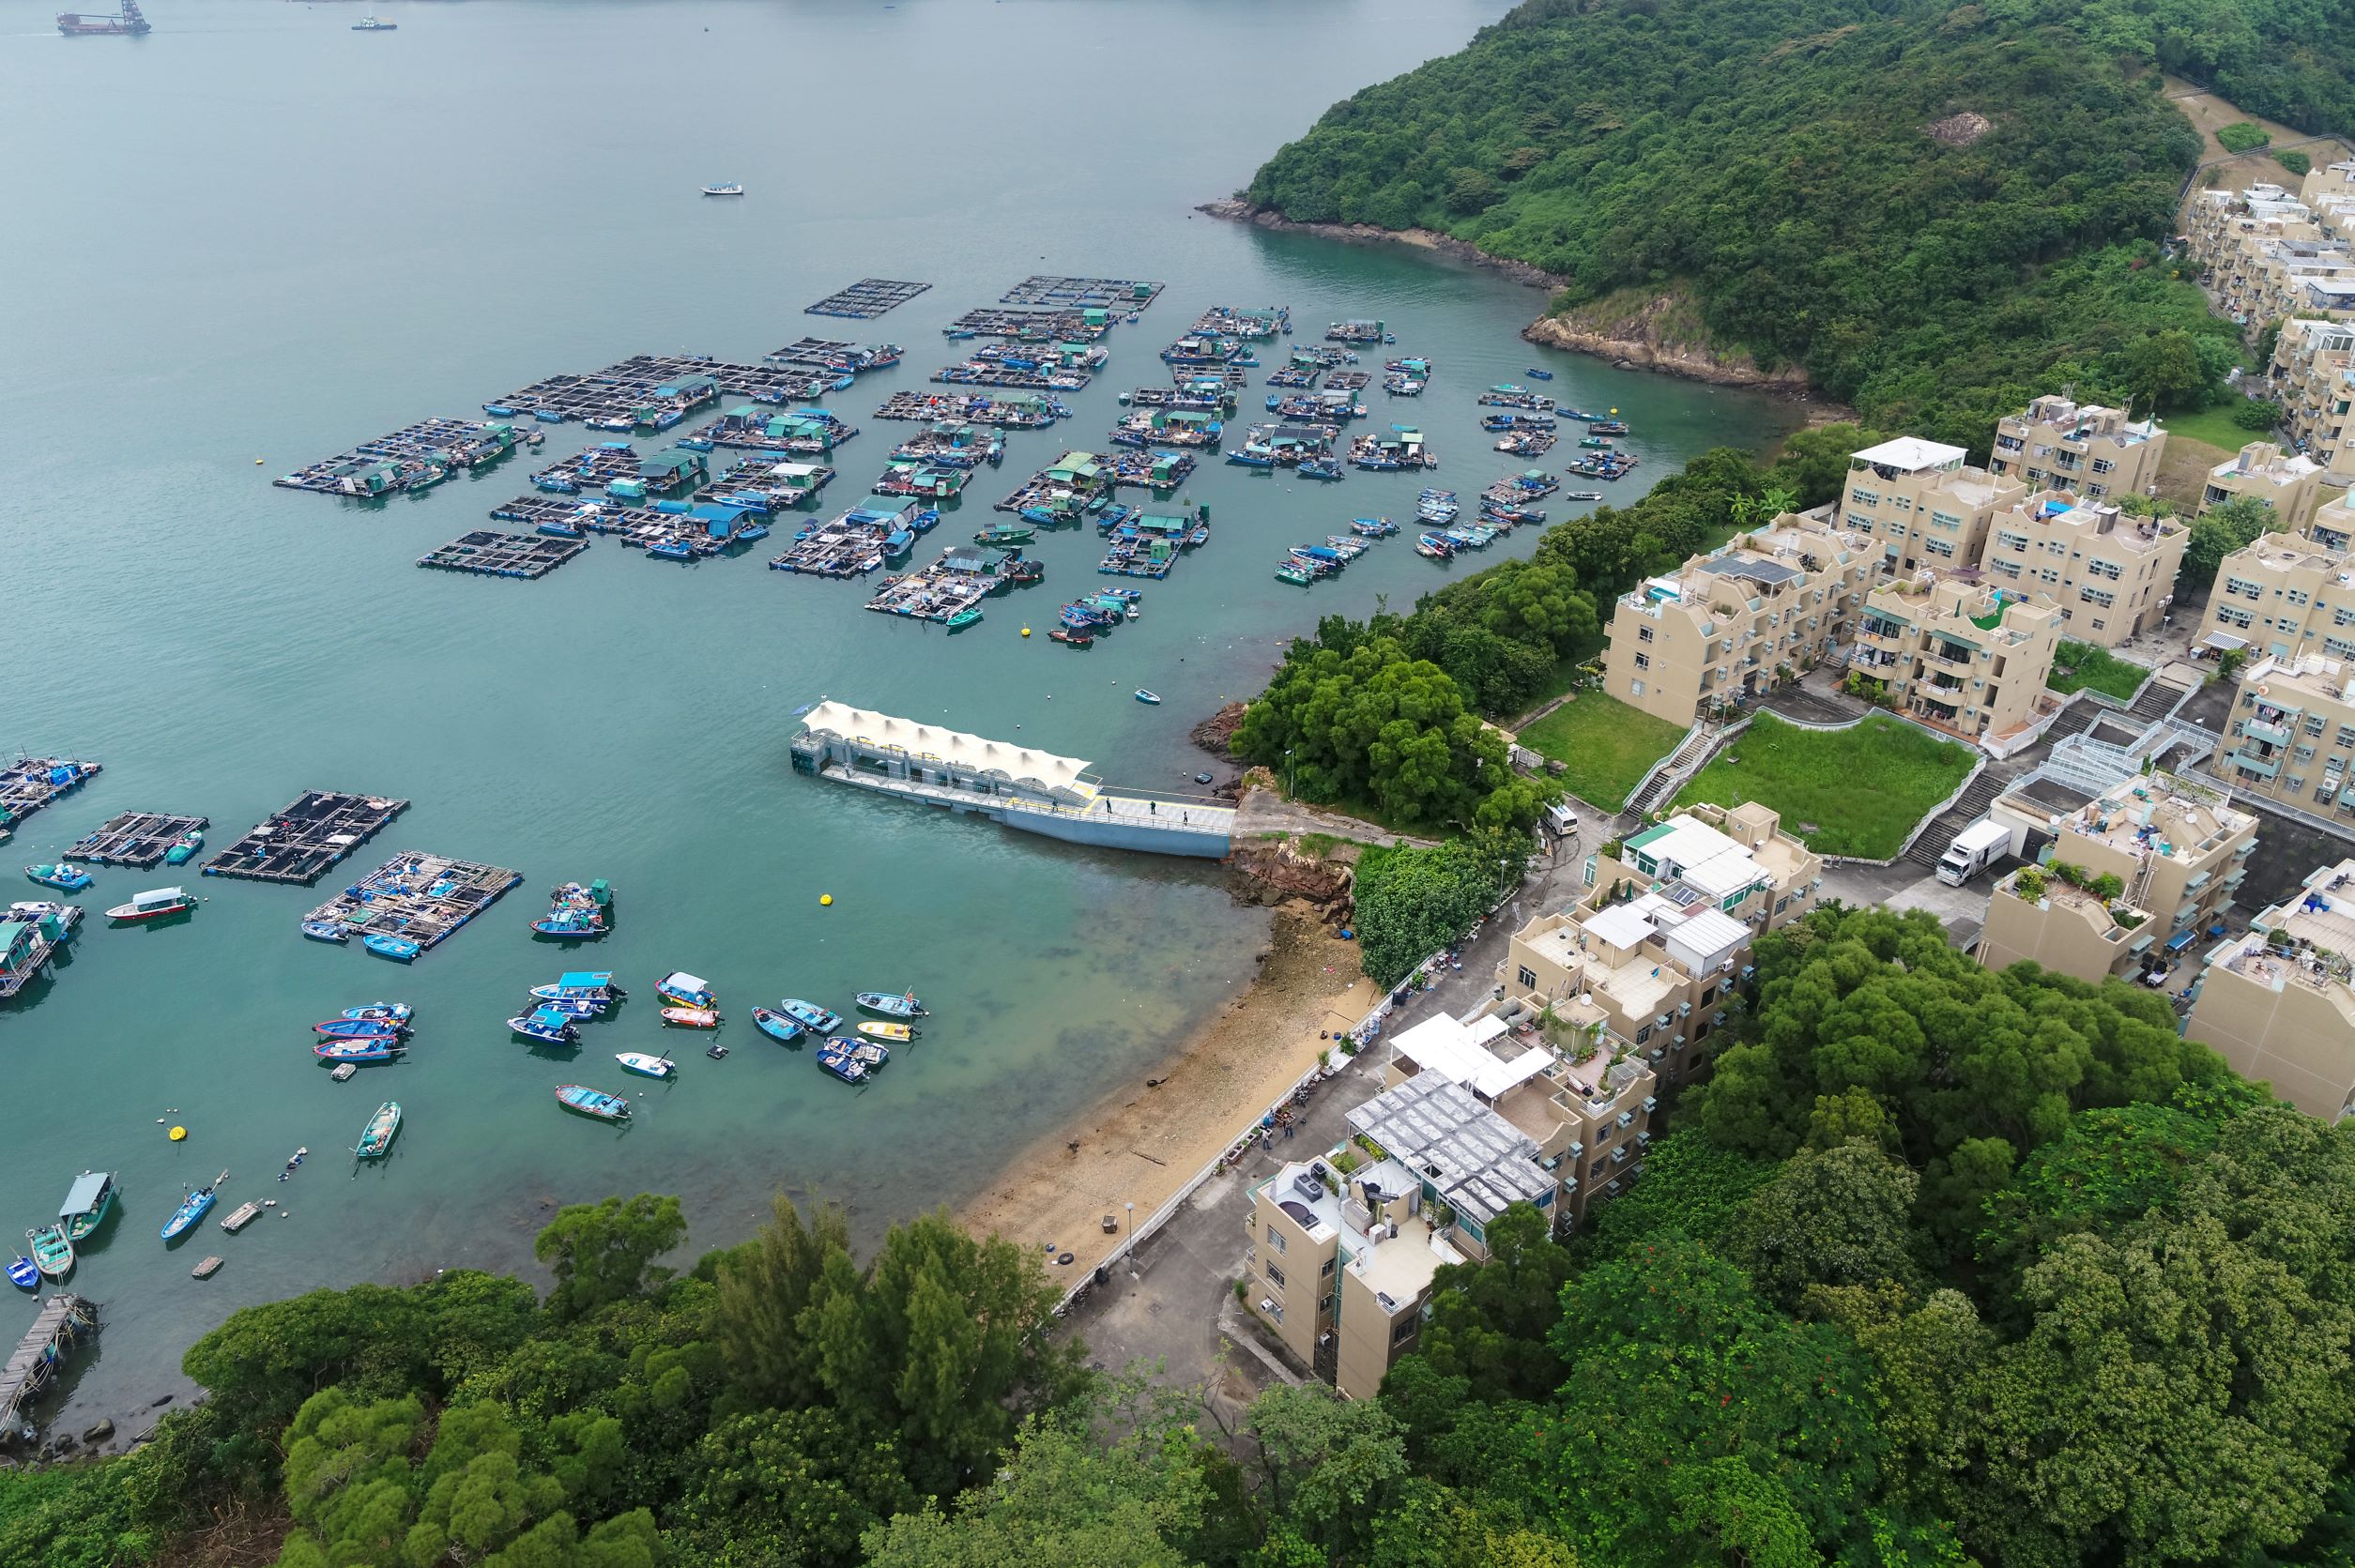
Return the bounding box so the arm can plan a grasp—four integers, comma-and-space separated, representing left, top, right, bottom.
1523, 285, 1818, 393
1191, 700, 1248, 758
1195, 200, 1567, 292
1226, 842, 1353, 915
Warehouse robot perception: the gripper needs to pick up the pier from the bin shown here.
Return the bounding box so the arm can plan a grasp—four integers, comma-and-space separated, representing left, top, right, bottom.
1000, 275, 1164, 311
0, 757, 100, 836
805, 279, 931, 319
418, 530, 588, 580
873, 389, 1067, 428
69, 812, 207, 868
0, 1294, 98, 1441
304, 852, 523, 952
204, 791, 408, 885
275, 419, 521, 500
792, 702, 1231, 859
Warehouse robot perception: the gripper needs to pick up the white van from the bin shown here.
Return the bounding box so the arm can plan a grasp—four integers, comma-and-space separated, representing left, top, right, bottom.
1544, 802, 1580, 837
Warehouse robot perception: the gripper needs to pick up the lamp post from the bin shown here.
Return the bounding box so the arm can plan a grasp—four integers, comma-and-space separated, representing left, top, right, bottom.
1124, 1201, 1134, 1238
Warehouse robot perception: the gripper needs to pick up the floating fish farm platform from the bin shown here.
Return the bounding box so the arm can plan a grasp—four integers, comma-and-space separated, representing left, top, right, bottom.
418, 530, 588, 580
1124, 387, 1231, 413
873, 389, 1067, 428
931, 343, 1098, 391
696, 458, 834, 512
532, 444, 643, 494
483, 356, 832, 430
1192, 305, 1288, 339
691, 405, 861, 456
945, 307, 1113, 343
763, 337, 902, 373
274, 419, 521, 499
69, 812, 207, 868
205, 791, 408, 885
487, 496, 738, 558
864, 543, 1025, 624
1000, 274, 1164, 310
888, 423, 1001, 469
1172, 364, 1249, 390
0, 757, 100, 833
805, 279, 931, 319
769, 498, 925, 578
303, 852, 522, 952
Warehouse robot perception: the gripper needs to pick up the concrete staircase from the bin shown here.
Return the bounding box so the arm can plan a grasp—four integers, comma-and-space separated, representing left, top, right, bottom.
2126, 668, 2198, 723
1628, 722, 1728, 816
2041, 700, 2099, 744
1901, 767, 2011, 873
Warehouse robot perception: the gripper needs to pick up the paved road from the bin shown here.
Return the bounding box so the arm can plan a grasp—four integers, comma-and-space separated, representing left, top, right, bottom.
1232, 788, 1442, 849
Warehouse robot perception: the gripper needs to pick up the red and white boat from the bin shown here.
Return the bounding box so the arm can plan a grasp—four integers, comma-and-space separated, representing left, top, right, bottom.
106, 886, 194, 921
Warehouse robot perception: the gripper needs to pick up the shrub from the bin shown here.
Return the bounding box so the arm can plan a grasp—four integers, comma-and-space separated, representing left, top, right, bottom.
2217, 121, 2271, 153
2231, 398, 2283, 430
2275, 148, 2313, 176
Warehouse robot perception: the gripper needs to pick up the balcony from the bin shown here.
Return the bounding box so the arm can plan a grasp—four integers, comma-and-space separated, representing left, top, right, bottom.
2244, 718, 2294, 747
2229, 748, 2285, 779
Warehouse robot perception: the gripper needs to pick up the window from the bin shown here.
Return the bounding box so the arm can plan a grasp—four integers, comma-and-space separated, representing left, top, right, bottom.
1517, 965, 1537, 990
2091, 457, 2115, 474
2218, 606, 2255, 629
2310, 715, 2330, 737
1628, 679, 1644, 697
1849, 488, 1879, 508
1263, 1260, 1286, 1288
1991, 558, 2023, 579
1924, 539, 1955, 558
1264, 1300, 1283, 1324
2087, 559, 2122, 580
2090, 619, 2105, 632
2079, 586, 2116, 608
2227, 577, 2266, 601
2327, 636, 2355, 660
1320, 1257, 1335, 1278
1637, 625, 1654, 642
1264, 1224, 1285, 1254
1390, 1317, 1419, 1347
1634, 1024, 1652, 1044
1633, 652, 1650, 670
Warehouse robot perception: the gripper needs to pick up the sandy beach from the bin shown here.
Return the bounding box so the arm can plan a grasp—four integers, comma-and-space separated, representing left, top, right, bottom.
960, 906, 1378, 1277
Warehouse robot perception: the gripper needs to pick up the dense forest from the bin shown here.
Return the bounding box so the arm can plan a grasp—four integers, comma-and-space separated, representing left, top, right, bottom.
1244, 0, 2273, 449
12, 907, 2355, 1567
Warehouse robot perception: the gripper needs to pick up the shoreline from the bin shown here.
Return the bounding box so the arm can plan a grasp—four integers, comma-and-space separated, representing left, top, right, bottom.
958, 906, 1377, 1281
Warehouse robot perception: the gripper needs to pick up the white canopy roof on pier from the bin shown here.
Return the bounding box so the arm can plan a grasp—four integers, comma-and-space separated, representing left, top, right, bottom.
801, 701, 1097, 796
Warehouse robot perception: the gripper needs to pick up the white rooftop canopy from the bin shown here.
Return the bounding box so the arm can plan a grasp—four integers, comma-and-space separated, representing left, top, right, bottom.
801, 701, 1096, 796
1853, 435, 1966, 472
1388, 1011, 1554, 1101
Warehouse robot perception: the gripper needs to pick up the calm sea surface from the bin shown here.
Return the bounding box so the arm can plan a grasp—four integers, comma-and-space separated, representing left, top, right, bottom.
0, 0, 1796, 1422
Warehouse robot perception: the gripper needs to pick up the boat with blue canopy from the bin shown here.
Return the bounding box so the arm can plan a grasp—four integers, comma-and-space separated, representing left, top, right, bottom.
655, 971, 715, 1009
508, 1008, 578, 1045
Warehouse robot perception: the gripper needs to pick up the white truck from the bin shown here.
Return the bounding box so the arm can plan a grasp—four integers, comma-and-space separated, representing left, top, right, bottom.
1936, 818, 2012, 887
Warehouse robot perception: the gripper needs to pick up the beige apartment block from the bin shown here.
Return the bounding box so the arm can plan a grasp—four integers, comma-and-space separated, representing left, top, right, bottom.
2199, 527, 2355, 664
1979, 489, 2187, 646
1989, 396, 2167, 500
2204, 441, 2327, 534
1589, 803, 1825, 935
2185, 184, 2353, 328
2185, 859, 2355, 1121
1839, 437, 2026, 573
2221, 650, 2355, 815
2269, 319, 2355, 482
1977, 772, 2257, 983
1600, 515, 1879, 725
1848, 572, 2061, 741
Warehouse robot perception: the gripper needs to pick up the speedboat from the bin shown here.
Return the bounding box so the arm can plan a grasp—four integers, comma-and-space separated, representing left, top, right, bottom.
5, 1256, 37, 1291
556, 1084, 631, 1120
856, 991, 926, 1018
1134, 689, 1161, 705
616, 1052, 676, 1080
856, 1020, 912, 1043
343, 1003, 412, 1024
752, 1007, 804, 1043
362, 933, 420, 962
353, 1102, 402, 1159
25, 864, 91, 892
163, 829, 204, 865
315, 1017, 402, 1040
24, 1224, 71, 1279
701, 182, 745, 197
302, 920, 349, 943
532, 906, 607, 938
108, 886, 194, 921
161, 1179, 220, 1241
779, 997, 841, 1033
655, 971, 715, 1009
660, 1006, 719, 1028
509, 1009, 578, 1044
532, 997, 604, 1019
814, 1042, 869, 1084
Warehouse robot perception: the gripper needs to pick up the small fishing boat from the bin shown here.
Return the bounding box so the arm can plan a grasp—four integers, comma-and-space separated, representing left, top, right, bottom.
362, 933, 421, 962
1351, 516, 1399, 538
654, 971, 715, 1009
814, 1042, 869, 1084
752, 1007, 804, 1043
1275, 562, 1315, 586
701, 181, 745, 197
161, 1176, 222, 1241
778, 997, 841, 1033
58, 1171, 115, 1242
343, 1002, 412, 1024
1049, 628, 1093, 647
530, 970, 624, 1004
1134, 689, 1162, 705
25, 864, 92, 892
616, 1052, 676, 1079
556, 1084, 632, 1121
1565, 490, 1604, 501
838, 1035, 892, 1070
5, 1256, 38, 1291
509, 1009, 578, 1045
1526, 367, 1554, 380
315, 1017, 401, 1040
302, 920, 349, 943
25, 1224, 71, 1280
660, 1006, 720, 1028
315, 1038, 400, 1062
163, 829, 204, 865
353, 1102, 402, 1159
532, 997, 604, 1019
856, 991, 927, 1018
944, 606, 984, 631
108, 886, 194, 921
856, 1020, 913, 1043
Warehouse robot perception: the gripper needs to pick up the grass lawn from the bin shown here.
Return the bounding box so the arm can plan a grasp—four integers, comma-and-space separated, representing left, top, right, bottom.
1673, 712, 1975, 859
1517, 692, 1689, 808
1508, 627, 1609, 723
2047, 639, 2150, 702
2163, 403, 2269, 454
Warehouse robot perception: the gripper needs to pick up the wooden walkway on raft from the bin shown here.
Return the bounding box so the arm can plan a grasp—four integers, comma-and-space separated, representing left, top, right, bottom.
945, 307, 1111, 342
873, 390, 1066, 428
417, 530, 588, 580
0, 1295, 98, 1439
69, 812, 207, 868
204, 791, 408, 885
0, 757, 101, 830
805, 278, 930, 319
303, 852, 522, 952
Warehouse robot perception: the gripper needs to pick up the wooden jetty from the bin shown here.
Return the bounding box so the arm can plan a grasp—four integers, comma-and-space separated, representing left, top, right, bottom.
275, 419, 521, 499
0, 1294, 98, 1439
873, 389, 1066, 428
417, 530, 587, 580
303, 852, 523, 952
945, 307, 1113, 343
69, 812, 207, 869
1000, 274, 1163, 311
763, 338, 901, 373
805, 278, 931, 320
219, 1201, 263, 1233
0, 757, 100, 836
204, 792, 407, 885
191, 1257, 222, 1280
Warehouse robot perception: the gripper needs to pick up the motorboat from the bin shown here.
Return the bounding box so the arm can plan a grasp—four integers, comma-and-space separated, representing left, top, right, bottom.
778, 997, 840, 1033
25, 864, 92, 892
556, 1084, 631, 1120
752, 1007, 803, 1043
814, 1042, 869, 1084
161, 1177, 222, 1241
108, 886, 194, 921
314, 1039, 400, 1062
701, 182, 745, 197
1134, 689, 1161, 705
315, 1017, 402, 1039
343, 1003, 412, 1024
856, 991, 926, 1018
24, 1223, 71, 1279
654, 971, 715, 1009
660, 1007, 719, 1028
856, 1020, 912, 1043
508, 1010, 578, 1045
616, 1052, 676, 1079
362, 933, 420, 962
302, 920, 349, 943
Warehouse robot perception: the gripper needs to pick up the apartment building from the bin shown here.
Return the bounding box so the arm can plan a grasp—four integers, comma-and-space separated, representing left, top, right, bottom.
1589, 802, 1825, 936
2198, 526, 2355, 660
1600, 514, 1879, 726
2203, 441, 2327, 534
1989, 396, 2167, 500
1848, 571, 2062, 741
2185, 858, 2355, 1121
1979, 489, 2187, 646
2222, 647, 2355, 815
1838, 436, 2026, 573
1977, 772, 2258, 982
1242, 1071, 1554, 1396
2268, 318, 2355, 482
2186, 182, 2355, 329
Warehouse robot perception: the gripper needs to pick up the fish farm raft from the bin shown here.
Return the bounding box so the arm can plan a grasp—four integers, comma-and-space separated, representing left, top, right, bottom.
68, 812, 209, 868
302, 852, 524, 953
999, 274, 1165, 310
418, 530, 589, 580
274, 418, 522, 499
203, 791, 409, 885
945, 307, 1117, 343
805, 279, 932, 319
873, 389, 1067, 428
0, 757, 100, 835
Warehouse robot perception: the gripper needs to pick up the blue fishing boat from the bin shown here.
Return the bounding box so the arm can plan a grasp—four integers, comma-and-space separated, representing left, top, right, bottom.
24, 864, 91, 892
532, 970, 622, 998
532, 906, 606, 938
5, 1256, 37, 1291
163, 829, 203, 865
161, 1176, 222, 1241
655, 971, 715, 1009
532, 997, 604, 1019
1297, 457, 1343, 481
315, 1017, 401, 1040
343, 1002, 412, 1024
556, 1084, 631, 1121
647, 540, 696, 561
1526, 367, 1554, 379
856, 991, 927, 1017
315, 1038, 400, 1062
815, 1042, 869, 1084
535, 518, 585, 539
1351, 517, 1399, 538
778, 997, 840, 1033
1134, 689, 1162, 706
508, 1008, 578, 1045
363, 934, 421, 963
752, 1007, 804, 1043
302, 920, 349, 943
833, 1034, 892, 1070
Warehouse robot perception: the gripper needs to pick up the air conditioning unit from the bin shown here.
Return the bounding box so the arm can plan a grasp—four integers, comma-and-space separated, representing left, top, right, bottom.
1643, 1096, 1658, 1112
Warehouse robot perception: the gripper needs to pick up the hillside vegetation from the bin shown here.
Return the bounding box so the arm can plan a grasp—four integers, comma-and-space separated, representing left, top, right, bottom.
1246, 0, 2252, 449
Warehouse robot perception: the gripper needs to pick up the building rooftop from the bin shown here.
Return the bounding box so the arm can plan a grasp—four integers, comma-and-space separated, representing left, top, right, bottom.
2011, 491, 2183, 553
2213, 442, 2323, 485
2068, 773, 2253, 865
1347, 1073, 1552, 1227
2207, 860, 2355, 1000
1386, 1010, 1554, 1101
1853, 435, 1967, 473
798, 701, 1097, 796
1261, 1157, 1460, 1310
1622, 816, 1769, 904
2246, 650, 2355, 708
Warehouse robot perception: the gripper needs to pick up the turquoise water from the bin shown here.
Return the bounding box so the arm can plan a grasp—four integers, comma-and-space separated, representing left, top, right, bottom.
0, 0, 1797, 1423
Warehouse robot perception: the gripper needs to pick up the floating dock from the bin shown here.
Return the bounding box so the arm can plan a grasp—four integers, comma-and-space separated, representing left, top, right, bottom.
1099, 504, 1210, 580
792, 701, 1230, 858
275, 419, 521, 499
69, 812, 207, 868
0, 1294, 99, 1439
691, 404, 860, 456
0, 757, 101, 839
696, 457, 834, 512
1193, 305, 1288, 340
1000, 275, 1164, 311
489, 495, 742, 556
204, 791, 407, 885
888, 422, 1002, 469
303, 852, 523, 953
873, 389, 1067, 427
770, 496, 928, 578
805, 279, 932, 319
0, 902, 80, 1001
483, 356, 833, 431
997, 452, 1117, 520
219, 1201, 263, 1234
864, 542, 1025, 625
531, 444, 644, 494
418, 530, 588, 580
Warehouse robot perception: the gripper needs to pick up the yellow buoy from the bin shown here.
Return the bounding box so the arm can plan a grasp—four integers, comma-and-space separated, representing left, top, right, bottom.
819, 893, 833, 906
169, 1125, 187, 1141
1020, 626, 1032, 637
254, 457, 265, 464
